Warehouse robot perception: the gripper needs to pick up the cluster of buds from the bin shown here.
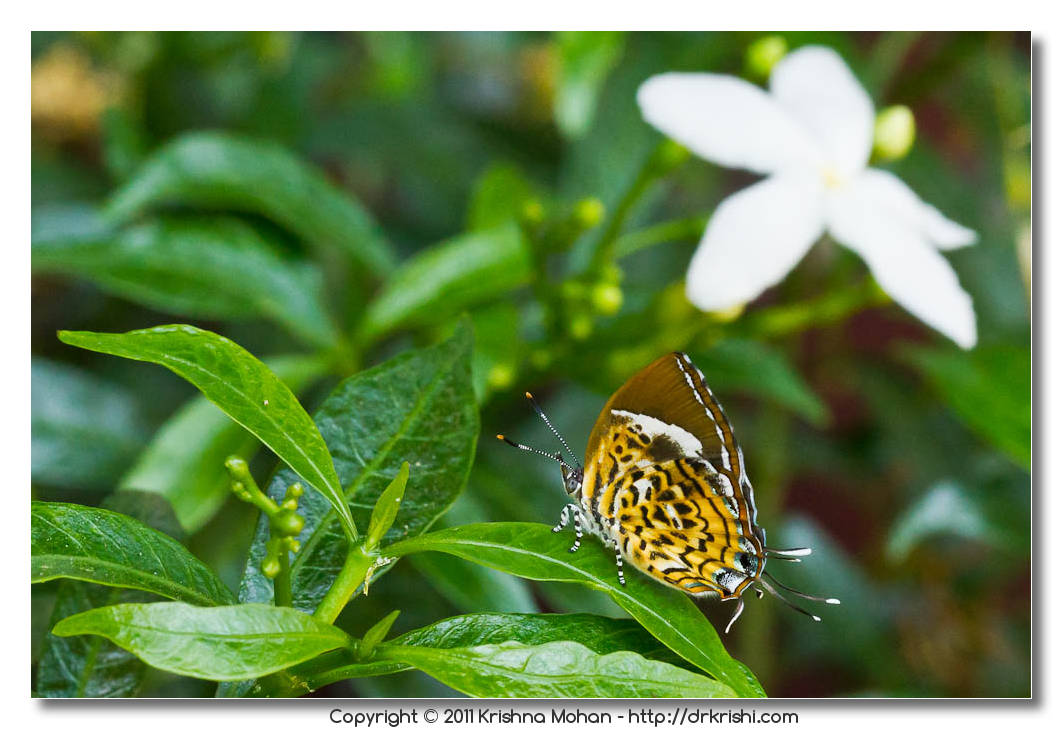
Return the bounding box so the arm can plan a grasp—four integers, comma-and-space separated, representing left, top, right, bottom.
560, 262, 625, 341
226, 456, 305, 579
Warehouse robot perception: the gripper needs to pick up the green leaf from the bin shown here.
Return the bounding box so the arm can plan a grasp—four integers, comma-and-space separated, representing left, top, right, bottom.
53, 603, 352, 681
118, 354, 330, 533
31, 357, 148, 490
377, 640, 733, 698
365, 463, 410, 552
35, 215, 341, 349
470, 302, 522, 403
409, 552, 537, 615
357, 610, 400, 661
36, 583, 149, 697
31, 203, 114, 247
245, 612, 698, 697
58, 325, 358, 542
466, 164, 536, 231
35, 492, 183, 698
693, 339, 829, 426
360, 224, 531, 341
554, 31, 626, 139
31, 501, 234, 606
410, 491, 537, 614
904, 345, 1031, 468
103, 131, 395, 277
380, 522, 764, 697
886, 480, 1001, 562
100, 107, 147, 182
238, 321, 478, 612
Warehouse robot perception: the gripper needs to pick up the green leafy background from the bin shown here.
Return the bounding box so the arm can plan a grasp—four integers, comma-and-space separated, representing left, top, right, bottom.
31, 31, 1030, 698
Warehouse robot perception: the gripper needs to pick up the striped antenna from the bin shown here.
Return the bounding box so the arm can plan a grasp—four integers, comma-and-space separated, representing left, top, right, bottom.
496, 435, 571, 468
525, 392, 581, 468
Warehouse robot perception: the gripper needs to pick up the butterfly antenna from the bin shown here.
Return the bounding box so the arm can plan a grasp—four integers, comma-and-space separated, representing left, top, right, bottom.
758, 578, 822, 623
524, 392, 581, 468
763, 571, 840, 605
495, 435, 571, 468
764, 547, 812, 563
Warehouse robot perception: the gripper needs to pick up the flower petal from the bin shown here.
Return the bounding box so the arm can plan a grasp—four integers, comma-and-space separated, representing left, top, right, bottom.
770, 46, 874, 178
852, 169, 977, 249
686, 174, 825, 311
826, 183, 977, 349
637, 72, 822, 175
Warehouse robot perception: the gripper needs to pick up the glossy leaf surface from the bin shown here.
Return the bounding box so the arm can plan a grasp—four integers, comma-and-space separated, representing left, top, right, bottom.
58, 325, 358, 541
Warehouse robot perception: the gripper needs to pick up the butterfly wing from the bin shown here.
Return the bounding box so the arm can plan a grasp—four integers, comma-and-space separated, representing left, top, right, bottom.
582, 352, 765, 597
609, 457, 762, 597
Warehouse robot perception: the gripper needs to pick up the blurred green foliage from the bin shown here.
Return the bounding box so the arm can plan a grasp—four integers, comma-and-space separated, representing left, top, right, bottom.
31, 31, 1030, 698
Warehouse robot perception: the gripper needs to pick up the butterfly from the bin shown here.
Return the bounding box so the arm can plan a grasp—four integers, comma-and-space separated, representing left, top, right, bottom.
499, 351, 838, 632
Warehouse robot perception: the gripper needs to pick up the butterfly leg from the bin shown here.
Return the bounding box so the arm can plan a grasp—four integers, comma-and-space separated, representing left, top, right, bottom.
552, 503, 574, 533
612, 540, 626, 586
569, 511, 583, 553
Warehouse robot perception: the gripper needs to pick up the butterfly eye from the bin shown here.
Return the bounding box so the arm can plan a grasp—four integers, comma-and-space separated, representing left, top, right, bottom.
560, 464, 582, 494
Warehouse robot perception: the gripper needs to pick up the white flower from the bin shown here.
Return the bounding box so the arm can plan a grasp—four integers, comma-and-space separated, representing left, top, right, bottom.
637, 46, 978, 349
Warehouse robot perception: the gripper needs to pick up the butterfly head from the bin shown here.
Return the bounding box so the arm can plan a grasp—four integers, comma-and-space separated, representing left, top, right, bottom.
560, 463, 583, 496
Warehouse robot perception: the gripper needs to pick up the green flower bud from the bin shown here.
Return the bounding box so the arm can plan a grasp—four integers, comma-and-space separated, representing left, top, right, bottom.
873, 105, 916, 161
745, 36, 788, 80
486, 363, 515, 391
272, 509, 305, 538
520, 199, 546, 227
224, 456, 252, 483
572, 197, 605, 230
649, 139, 690, 175
590, 283, 624, 316
261, 556, 281, 579
706, 302, 746, 323
568, 313, 594, 341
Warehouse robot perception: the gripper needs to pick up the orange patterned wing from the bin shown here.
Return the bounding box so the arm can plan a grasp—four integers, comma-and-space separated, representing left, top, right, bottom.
581, 353, 765, 598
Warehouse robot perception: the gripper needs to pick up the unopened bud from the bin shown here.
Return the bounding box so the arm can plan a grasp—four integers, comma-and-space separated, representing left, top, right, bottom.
873, 105, 916, 161
745, 36, 788, 80
273, 509, 305, 538
650, 139, 690, 175
590, 283, 624, 316
521, 199, 545, 227
706, 302, 747, 323
572, 198, 605, 230
568, 314, 594, 341
261, 556, 281, 579
486, 363, 515, 390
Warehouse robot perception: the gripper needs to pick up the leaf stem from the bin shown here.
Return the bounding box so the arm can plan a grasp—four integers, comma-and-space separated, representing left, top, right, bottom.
313, 545, 375, 625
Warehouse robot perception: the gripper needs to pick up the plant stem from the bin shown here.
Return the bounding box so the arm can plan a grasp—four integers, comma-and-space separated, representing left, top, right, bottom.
588, 141, 669, 272
615, 214, 708, 259
730, 275, 890, 341
274, 550, 293, 608
313, 545, 376, 625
